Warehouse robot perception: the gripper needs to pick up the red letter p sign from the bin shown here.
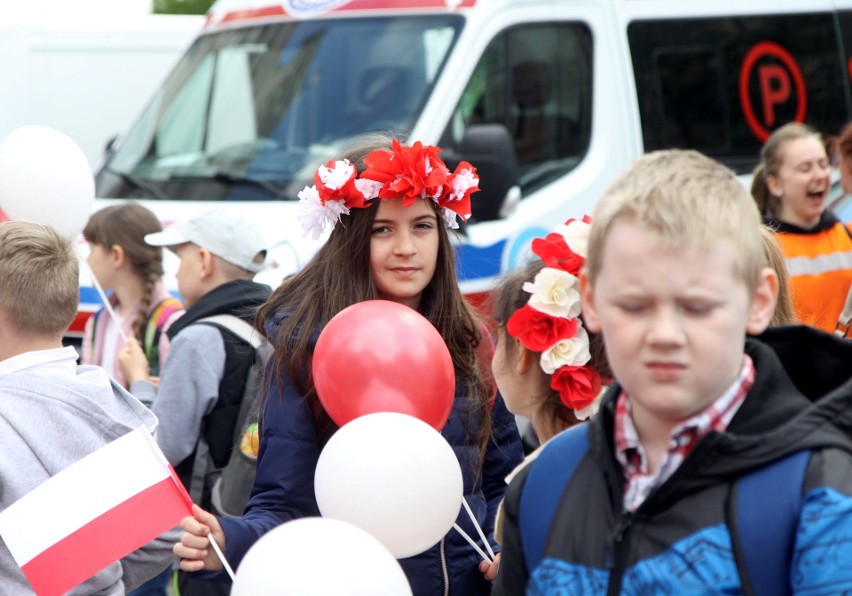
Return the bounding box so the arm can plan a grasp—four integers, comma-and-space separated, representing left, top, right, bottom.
739, 41, 806, 142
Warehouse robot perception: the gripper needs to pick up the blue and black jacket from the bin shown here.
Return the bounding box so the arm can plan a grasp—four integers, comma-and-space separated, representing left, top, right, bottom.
494, 325, 852, 595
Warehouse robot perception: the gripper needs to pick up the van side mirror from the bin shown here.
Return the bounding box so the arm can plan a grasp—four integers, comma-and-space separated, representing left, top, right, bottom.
445, 124, 520, 223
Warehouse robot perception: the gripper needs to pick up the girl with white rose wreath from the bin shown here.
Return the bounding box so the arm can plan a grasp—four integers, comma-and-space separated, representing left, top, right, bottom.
491, 216, 612, 542
489, 216, 611, 546
491, 215, 610, 444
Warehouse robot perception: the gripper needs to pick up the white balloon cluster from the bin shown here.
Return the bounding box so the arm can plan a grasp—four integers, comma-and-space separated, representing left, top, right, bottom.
231, 413, 466, 594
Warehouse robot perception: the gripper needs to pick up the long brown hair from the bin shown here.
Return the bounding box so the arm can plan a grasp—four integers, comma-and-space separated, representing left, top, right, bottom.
83, 202, 164, 343
256, 135, 493, 462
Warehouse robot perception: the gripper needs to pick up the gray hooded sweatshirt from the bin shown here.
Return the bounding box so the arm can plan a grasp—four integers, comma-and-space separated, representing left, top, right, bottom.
0, 346, 179, 594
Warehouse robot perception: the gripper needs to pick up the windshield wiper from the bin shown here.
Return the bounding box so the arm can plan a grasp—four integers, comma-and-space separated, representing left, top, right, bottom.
170, 172, 291, 200
104, 167, 171, 201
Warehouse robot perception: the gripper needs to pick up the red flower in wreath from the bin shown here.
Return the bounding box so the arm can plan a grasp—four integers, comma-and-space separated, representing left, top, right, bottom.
531, 232, 585, 276
362, 139, 449, 206
440, 162, 479, 222
314, 159, 371, 209
507, 304, 578, 352
550, 365, 602, 411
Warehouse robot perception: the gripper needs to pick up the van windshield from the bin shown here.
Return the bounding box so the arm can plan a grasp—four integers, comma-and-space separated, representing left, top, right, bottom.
96, 16, 462, 201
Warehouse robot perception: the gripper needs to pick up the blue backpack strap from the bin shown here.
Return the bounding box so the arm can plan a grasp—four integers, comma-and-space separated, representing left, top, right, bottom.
519, 424, 590, 573
736, 449, 811, 596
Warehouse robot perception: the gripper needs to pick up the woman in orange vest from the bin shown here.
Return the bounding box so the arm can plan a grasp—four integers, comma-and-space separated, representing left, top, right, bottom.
751, 122, 852, 333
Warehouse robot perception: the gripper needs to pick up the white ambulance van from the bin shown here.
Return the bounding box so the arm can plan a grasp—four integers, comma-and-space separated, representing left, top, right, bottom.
81, 0, 852, 336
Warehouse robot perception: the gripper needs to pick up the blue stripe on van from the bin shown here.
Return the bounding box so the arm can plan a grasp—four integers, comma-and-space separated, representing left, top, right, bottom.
79, 286, 182, 306
455, 240, 505, 282
79, 286, 103, 306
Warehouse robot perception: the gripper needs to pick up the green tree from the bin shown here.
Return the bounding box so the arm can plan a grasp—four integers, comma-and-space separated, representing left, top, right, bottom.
153, 0, 215, 15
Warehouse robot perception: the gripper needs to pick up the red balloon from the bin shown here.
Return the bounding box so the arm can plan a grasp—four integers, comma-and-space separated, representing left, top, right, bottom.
312, 300, 455, 430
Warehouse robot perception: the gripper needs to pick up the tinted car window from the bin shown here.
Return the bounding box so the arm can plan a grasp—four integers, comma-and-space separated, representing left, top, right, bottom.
629, 13, 848, 174
441, 22, 593, 198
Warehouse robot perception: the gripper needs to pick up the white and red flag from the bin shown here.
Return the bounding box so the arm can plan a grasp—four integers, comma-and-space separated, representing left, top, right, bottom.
0, 426, 192, 596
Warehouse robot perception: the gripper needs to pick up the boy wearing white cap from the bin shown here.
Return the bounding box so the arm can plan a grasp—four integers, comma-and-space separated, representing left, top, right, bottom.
119, 207, 271, 595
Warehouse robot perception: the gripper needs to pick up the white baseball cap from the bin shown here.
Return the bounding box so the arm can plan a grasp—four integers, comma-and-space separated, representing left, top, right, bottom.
145, 208, 267, 273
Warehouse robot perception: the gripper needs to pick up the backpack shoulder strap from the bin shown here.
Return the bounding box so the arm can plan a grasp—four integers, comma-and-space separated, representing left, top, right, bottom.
85, 308, 105, 356
196, 314, 267, 353
735, 449, 811, 596
519, 424, 590, 573
195, 313, 271, 441
143, 297, 184, 368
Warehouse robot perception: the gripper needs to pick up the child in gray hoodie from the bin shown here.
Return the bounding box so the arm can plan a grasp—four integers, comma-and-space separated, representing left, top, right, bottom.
0, 221, 178, 595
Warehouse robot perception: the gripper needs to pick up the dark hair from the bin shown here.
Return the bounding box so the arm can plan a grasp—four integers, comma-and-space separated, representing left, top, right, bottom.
256, 134, 493, 463
83, 202, 164, 343
491, 259, 610, 435
834, 122, 852, 159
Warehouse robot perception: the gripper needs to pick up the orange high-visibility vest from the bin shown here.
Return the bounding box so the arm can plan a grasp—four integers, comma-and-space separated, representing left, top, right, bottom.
771, 215, 852, 333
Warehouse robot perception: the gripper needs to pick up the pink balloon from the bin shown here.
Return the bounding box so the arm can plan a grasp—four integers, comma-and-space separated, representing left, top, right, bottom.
313, 300, 455, 430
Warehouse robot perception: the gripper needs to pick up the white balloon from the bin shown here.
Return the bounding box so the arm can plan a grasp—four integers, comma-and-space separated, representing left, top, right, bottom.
0, 125, 94, 238
315, 412, 463, 558
231, 517, 412, 596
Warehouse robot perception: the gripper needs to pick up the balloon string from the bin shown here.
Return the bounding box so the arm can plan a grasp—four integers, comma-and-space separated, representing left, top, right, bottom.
461, 497, 496, 560
452, 523, 492, 563
83, 261, 128, 343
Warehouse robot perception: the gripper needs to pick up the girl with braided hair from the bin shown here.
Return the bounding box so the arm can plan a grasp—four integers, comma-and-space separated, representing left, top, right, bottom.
82, 202, 184, 389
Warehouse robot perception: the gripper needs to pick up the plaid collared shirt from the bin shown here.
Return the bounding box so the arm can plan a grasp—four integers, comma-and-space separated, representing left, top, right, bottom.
614, 354, 755, 513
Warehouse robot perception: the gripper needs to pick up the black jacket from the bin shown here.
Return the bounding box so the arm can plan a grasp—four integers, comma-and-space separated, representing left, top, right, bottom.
169, 279, 271, 499
494, 326, 852, 595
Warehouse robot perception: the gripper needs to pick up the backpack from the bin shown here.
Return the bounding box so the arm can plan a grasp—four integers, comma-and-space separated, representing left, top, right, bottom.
142, 297, 184, 376
519, 424, 811, 596
191, 314, 273, 518
90, 296, 184, 376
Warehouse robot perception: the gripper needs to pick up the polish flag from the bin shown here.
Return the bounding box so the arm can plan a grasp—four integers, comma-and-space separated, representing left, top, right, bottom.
0, 427, 192, 596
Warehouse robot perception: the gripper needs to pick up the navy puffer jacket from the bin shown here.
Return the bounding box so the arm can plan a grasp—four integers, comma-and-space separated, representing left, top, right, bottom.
218, 317, 523, 595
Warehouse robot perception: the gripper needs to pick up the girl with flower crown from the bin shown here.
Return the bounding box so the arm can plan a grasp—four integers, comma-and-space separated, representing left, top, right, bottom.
486, 218, 610, 559
491, 216, 610, 445
173, 134, 524, 595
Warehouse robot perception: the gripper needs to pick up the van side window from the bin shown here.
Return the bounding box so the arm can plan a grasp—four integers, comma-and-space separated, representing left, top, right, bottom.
441, 22, 592, 202
629, 13, 846, 175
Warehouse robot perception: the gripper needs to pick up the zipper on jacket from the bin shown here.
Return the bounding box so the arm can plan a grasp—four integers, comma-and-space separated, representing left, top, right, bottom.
606, 512, 634, 596
440, 536, 449, 596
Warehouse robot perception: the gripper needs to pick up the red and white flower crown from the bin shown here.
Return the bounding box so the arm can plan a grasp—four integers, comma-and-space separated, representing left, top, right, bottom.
297, 139, 480, 239
506, 215, 604, 420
